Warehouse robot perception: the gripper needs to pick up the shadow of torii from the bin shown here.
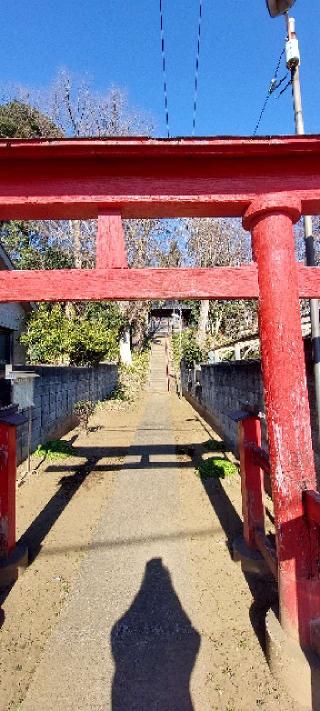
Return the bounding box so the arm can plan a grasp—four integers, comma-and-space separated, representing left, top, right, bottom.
111, 558, 200, 711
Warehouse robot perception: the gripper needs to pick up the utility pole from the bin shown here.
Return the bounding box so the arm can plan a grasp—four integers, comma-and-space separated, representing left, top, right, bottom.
285, 13, 320, 438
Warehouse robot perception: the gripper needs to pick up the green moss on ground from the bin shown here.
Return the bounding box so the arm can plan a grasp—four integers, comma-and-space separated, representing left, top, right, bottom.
196, 456, 238, 480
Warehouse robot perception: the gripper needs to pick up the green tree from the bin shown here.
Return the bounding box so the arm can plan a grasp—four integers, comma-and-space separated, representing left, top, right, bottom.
0, 100, 63, 138
21, 302, 123, 366
0, 220, 74, 270
0, 101, 67, 270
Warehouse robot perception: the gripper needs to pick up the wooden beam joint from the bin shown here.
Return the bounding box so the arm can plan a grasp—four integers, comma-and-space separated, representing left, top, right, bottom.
96, 213, 128, 269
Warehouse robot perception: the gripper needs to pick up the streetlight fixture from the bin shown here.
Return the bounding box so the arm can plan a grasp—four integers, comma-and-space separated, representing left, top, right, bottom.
266, 0, 296, 17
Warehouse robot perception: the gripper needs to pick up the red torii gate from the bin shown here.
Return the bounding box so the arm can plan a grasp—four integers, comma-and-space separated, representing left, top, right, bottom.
2, 135, 320, 687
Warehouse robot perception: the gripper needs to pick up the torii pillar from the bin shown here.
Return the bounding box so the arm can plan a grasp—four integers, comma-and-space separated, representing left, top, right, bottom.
243, 195, 320, 651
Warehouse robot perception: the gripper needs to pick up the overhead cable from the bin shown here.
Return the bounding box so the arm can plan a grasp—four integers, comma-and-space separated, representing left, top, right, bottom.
253, 48, 289, 136
192, 0, 204, 136
159, 0, 170, 138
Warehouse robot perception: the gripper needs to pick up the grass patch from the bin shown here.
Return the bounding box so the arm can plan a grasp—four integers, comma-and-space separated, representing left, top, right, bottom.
73, 400, 96, 435
119, 350, 150, 401
35, 440, 72, 460
196, 456, 238, 480
109, 350, 150, 405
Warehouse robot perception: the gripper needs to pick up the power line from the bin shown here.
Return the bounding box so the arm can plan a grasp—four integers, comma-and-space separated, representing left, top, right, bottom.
253, 48, 288, 136
159, 0, 170, 138
192, 0, 203, 136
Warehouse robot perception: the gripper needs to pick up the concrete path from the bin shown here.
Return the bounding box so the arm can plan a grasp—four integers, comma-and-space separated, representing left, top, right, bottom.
20, 338, 296, 711
21, 338, 212, 710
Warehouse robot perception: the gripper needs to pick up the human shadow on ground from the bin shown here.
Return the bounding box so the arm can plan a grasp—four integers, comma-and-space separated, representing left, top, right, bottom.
111, 557, 200, 711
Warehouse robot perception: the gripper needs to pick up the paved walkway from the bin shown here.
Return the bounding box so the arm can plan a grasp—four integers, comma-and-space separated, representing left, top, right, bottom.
21, 338, 211, 710
20, 338, 297, 711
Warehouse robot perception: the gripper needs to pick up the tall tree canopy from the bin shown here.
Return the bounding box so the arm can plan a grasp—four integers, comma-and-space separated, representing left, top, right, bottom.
0, 100, 63, 138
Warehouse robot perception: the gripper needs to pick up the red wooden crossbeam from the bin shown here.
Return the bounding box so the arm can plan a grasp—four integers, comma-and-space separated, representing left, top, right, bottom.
0, 265, 258, 302
254, 529, 278, 579
0, 263, 319, 302
245, 442, 270, 474
0, 136, 319, 219
244, 441, 272, 497
296, 266, 320, 298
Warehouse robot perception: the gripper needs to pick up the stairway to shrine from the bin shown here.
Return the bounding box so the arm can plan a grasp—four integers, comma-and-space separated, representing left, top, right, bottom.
148, 336, 169, 393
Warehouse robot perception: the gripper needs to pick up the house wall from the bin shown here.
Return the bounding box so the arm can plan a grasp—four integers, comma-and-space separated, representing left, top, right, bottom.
13, 363, 118, 465
0, 303, 25, 332
0, 302, 27, 364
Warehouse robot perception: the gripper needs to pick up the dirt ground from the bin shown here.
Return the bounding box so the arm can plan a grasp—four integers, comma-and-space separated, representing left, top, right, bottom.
0, 386, 300, 710
169, 395, 299, 711
0, 398, 145, 711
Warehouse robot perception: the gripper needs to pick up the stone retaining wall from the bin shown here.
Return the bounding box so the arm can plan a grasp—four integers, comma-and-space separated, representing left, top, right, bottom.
181, 360, 265, 453
181, 349, 320, 478
13, 364, 118, 465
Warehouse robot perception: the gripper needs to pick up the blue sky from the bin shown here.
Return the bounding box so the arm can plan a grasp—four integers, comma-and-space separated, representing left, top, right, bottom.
0, 0, 319, 137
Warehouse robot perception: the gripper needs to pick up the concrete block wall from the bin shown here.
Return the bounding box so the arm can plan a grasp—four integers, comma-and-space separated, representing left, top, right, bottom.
181, 360, 266, 455
181, 352, 320, 480
14, 364, 118, 465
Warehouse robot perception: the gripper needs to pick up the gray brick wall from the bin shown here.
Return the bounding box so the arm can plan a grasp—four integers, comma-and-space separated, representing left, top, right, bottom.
181, 351, 320, 481
14, 364, 118, 465
181, 360, 265, 454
